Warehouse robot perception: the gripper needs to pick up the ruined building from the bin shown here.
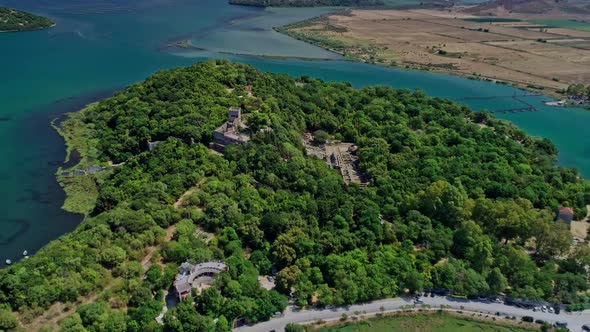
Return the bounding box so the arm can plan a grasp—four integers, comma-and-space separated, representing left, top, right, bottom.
210, 107, 250, 152
303, 133, 369, 186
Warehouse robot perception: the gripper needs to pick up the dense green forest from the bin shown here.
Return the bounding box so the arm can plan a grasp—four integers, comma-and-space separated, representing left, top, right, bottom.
1, 60, 590, 331
228, 0, 384, 7
0, 7, 54, 32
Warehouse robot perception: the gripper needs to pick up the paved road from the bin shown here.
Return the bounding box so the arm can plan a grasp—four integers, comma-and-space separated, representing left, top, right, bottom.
234, 296, 590, 332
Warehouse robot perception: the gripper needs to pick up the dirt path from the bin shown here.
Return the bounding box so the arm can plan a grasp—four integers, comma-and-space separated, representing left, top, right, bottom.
173, 183, 215, 243
173, 188, 197, 209
142, 224, 177, 270
20, 287, 103, 331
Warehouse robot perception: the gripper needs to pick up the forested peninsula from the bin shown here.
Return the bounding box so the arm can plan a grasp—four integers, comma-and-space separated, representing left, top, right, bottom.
0, 7, 54, 32
1, 60, 590, 331
228, 0, 384, 7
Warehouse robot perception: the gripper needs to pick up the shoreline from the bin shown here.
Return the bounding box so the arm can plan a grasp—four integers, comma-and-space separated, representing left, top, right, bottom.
218, 50, 342, 61
0, 22, 56, 33
167, 37, 343, 61
52, 103, 108, 216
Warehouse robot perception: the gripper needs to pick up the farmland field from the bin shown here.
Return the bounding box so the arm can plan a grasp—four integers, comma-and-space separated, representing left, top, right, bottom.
532, 19, 590, 32
279, 9, 590, 93
464, 17, 522, 23
311, 313, 537, 332
382, 0, 422, 7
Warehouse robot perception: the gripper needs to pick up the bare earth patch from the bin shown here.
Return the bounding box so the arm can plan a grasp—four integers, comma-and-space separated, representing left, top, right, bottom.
571, 205, 590, 240
282, 8, 590, 93
258, 276, 276, 290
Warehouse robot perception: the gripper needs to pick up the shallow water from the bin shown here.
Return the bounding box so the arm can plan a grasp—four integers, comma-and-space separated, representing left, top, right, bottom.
1, 0, 589, 265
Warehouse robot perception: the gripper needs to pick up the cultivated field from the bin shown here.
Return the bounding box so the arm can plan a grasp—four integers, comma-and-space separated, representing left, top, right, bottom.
311, 312, 537, 332
281, 9, 590, 93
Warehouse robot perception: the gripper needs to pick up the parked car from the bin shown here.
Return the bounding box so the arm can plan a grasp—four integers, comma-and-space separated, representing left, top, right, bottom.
535, 319, 545, 325
554, 321, 568, 328
522, 316, 534, 322
582, 324, 590, 332
414, 300, 424, 305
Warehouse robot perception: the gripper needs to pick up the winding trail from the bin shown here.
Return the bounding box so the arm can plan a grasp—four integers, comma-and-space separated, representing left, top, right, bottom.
142, 224, 177, 270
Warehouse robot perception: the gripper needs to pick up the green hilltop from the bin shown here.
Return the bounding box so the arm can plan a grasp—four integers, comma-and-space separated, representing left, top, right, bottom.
1, 60, 589, 331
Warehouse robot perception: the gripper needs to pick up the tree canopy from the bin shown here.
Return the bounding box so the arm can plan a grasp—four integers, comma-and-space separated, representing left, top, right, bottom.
1, 60, 589, 330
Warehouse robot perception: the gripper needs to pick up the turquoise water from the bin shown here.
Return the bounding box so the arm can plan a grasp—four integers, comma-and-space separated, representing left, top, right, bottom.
1, 0, 590, 265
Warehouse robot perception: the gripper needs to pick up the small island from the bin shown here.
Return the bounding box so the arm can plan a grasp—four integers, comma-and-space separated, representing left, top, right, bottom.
0, 7, 54, 32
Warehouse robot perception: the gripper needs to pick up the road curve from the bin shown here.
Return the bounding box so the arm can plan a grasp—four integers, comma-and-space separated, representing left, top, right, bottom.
234, 296, 590, 332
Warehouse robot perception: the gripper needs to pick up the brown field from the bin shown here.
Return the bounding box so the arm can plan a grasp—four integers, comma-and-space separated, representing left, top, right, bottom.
284, 9, 590, 92
493, 22, 544, 28
487, 40, 590, 64
543, 28, 590, 38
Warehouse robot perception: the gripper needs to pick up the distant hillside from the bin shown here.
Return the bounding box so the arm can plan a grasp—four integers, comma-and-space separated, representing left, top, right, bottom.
228, 0, 384, 7
0, 7, 54, 32
467, 0, 590, 15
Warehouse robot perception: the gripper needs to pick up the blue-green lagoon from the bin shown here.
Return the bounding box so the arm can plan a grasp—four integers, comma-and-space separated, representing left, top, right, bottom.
1, 0, 590, 265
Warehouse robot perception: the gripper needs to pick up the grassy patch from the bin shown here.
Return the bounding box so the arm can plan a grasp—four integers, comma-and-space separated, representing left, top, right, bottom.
531, 19, 590, 32
278, 17, 396, 65
59, 175, 99, 215
436, 49, 463, 58
381, 0, 423, 8
53, 103, 106, 215
311, 312, 536, 332
464, 18, 522, 23
54, 103, 101, 165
